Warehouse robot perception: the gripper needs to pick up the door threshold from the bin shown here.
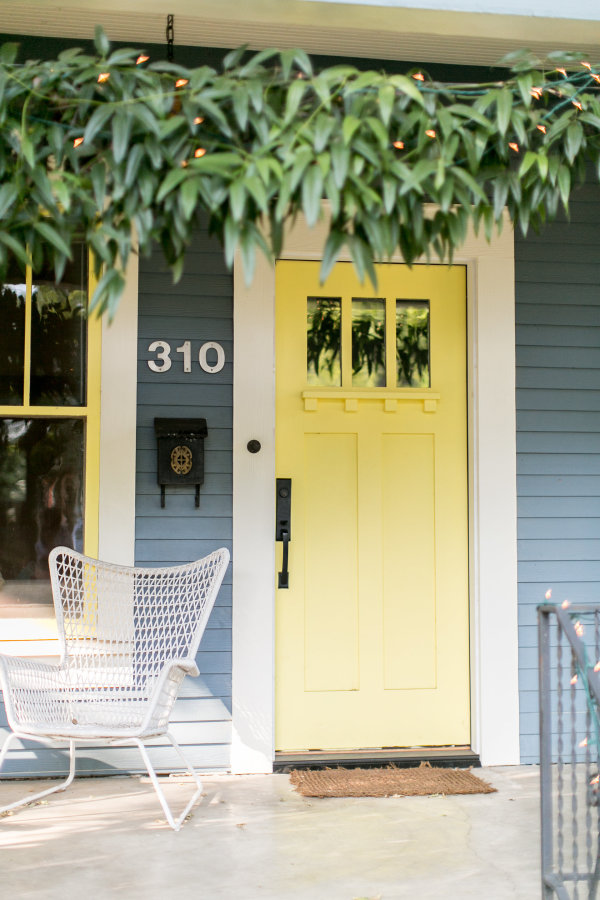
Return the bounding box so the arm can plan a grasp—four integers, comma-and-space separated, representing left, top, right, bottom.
273, 746, 480, 772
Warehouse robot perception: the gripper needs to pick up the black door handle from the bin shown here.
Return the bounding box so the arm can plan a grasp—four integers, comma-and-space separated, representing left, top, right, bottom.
276, 478, 291, 589
278, 530, 290, 589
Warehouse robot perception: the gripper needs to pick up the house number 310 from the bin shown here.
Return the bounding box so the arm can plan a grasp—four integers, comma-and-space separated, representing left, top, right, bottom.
147, 340, 225, 374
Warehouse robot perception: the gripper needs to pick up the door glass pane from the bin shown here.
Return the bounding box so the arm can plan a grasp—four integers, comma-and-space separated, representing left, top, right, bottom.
0, 418, 85, 619
0, 257, 26, 405
396, 300, 430, 388
307, 297, 341, 386
352, 298, 385, 387
30, 243, 88, 406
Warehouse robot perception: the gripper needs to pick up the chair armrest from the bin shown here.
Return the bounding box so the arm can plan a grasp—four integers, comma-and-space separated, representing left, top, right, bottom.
0, 654, 70, 691
139, 658, 199, 735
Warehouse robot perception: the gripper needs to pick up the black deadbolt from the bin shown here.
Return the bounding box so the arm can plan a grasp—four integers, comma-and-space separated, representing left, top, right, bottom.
247, 440, 261, 453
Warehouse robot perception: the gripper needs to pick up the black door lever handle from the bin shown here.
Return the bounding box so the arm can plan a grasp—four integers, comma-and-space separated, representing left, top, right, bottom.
276, 478, 291, 589
278, 530, 290, 589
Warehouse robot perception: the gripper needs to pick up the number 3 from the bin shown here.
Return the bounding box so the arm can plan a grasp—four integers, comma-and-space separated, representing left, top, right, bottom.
148, 340, 172, 373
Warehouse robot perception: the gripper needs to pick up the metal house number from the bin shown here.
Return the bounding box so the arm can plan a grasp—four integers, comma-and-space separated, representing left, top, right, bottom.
147, 340, 225, 374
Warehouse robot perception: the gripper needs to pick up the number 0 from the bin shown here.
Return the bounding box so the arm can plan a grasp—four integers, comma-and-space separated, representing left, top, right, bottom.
199, 341, 225, 373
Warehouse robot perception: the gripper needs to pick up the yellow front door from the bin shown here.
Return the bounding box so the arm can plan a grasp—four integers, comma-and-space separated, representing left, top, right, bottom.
275, 261, 469, 751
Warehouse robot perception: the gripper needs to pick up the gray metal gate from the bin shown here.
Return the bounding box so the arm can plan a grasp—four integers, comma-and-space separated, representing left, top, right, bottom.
539, 604, 600, 899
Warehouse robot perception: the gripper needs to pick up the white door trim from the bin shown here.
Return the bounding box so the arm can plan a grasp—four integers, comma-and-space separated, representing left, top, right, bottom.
231, 211, 518, 772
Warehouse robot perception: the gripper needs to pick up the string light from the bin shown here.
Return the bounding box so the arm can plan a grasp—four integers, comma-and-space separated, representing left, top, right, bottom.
393, 140, 404, 149
194, 116, 204, 125
97, 72, 110, 83
73, 137, 84, 148
582, 62, 592, 71
180, 160, 188, 167
594, 661, 600, 673
508, 142, 519, 152
530, 87, 543, 100
136, 55, 150, 65
575, 621, 584, 637
562, 599, 570, 609
545, 589, 552, 599
194, 148, 206, 157
175, 78, 189, 88
573, 100, 583, 111
580, 737, 589, 747
412, 73, 425, 81
556, 67, 567, 76
571, 674, 578, 685
537, 124, 547, 134
425, 129, 436, 138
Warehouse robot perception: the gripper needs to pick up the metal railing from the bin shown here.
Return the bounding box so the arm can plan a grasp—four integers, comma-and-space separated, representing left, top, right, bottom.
539, 604, 600, 899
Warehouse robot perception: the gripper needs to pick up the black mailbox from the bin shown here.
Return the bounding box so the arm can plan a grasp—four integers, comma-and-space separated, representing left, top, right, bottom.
154, 418, 208, 508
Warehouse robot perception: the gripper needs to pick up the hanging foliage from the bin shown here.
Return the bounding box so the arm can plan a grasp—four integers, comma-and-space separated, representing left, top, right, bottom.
1, 27, 600, 317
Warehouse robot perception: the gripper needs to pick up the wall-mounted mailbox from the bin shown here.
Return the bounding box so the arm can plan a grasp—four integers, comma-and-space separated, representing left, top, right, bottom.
154, 418, 208, 508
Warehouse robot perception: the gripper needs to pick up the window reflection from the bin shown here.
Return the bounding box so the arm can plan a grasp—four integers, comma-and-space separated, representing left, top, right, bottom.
0, 257, 26, 405
307, 297, 341, 386
30, 243, 88, 406
396, 301, 430, 388
0, 419, 84, 608
352, 298, 385, 387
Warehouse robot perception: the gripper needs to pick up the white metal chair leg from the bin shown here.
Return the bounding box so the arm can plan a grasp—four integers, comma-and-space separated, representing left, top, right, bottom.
132, 735, 203, 831
0, 736, 76, 816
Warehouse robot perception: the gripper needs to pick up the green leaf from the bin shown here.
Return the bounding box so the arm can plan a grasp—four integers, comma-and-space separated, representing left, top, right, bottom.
331, 142, 350, 188
233, 86, 249, 131
230, 178, 246, 221
94, 25, 110, 57
519, 151, 537, 177
301, 164, 324, 227
33, 221, 73, 258
378, 84, 395, 126
565, 122, 583, 164
124, 144, 145, 190
320, 230, 346, 282
0, 183, 18, 218
496, 89, 513, 136
284, 79, 306, 125
342, 115, 361, 146
388, 74, 426, 106
180, 177, 199, 220
84, 105, 114, 146
112, 111, 132, 164
557, 165, 571, 208
156, 167, 188, 202
0, 232, 30, 268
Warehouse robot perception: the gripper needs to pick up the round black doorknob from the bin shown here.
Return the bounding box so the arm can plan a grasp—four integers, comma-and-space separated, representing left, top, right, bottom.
247, 439, 261, 453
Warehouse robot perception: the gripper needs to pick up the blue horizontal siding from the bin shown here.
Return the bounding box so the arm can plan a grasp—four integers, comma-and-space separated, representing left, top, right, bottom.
516, 177, 600, 764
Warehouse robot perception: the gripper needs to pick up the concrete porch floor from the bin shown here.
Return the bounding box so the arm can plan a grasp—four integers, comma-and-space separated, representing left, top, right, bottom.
0, 765, 540, 899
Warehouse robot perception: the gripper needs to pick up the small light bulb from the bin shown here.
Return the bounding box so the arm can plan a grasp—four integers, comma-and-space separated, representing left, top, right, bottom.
537, 125, 547, 134
97, 72, 110, 83
508, 142, 519, 152
412, 73, 425, 81
136, 55, 150, 65
393, 140, 404, 149
175, 78, 189, 88
425, 129, 436, 139
73, 137, 84, 148
194, 148, 206, 158
194, 117, 204, 125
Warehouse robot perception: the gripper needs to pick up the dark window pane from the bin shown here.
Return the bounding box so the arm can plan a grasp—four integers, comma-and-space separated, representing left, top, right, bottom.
0, 257, 26, 405
352, 298, 386, 387
30, 243, 88, 406
0, 419, 84, 618
396, 300, 430, 388
307, 297, 341, 386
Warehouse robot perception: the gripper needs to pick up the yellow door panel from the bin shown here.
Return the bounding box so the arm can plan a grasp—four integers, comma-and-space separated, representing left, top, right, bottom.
275, 260, 469, 751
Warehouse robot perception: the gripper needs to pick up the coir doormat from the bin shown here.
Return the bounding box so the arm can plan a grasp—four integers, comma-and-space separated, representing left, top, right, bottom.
290, 763, 496, 798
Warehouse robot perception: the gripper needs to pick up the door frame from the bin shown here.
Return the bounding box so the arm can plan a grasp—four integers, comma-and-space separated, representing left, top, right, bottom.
231, 208, 518, 772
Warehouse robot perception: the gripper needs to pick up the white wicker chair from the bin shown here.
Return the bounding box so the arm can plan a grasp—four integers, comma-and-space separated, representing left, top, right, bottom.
0, 545, 229, 830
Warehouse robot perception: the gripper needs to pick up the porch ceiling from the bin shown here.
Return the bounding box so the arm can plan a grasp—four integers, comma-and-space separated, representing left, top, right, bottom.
1, 1, 600, 67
